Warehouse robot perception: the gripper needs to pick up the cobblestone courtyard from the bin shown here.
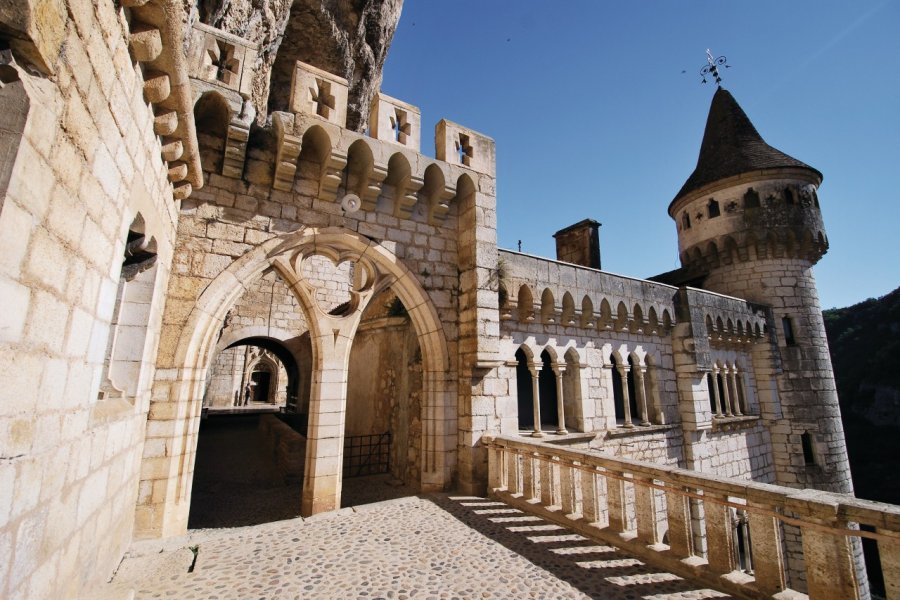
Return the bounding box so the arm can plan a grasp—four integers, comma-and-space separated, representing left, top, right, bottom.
98, 413, 735, 599
112, 495, 733, 599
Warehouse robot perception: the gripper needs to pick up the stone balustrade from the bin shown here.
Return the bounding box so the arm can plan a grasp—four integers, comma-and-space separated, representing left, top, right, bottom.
483, 434, 900, 599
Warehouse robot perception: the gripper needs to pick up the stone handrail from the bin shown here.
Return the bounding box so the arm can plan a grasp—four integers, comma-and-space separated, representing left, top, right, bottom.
482, 434, 899, 599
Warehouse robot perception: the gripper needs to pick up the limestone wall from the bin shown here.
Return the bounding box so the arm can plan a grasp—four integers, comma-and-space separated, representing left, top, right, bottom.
0, 1, 179, 597
706, 259, 853, 493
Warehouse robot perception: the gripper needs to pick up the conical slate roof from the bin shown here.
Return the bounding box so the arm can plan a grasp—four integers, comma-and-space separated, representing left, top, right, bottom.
671, 87, 821, 208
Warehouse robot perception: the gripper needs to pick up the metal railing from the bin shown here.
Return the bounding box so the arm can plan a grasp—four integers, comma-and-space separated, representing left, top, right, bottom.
482, 435, 900, 600
343, 432, 391, 478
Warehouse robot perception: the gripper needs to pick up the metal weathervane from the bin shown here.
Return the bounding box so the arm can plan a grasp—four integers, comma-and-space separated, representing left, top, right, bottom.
700, 49, 730, 86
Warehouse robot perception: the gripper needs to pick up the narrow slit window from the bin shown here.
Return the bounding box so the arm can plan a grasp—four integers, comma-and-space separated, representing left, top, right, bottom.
782, 316, 796, 346
801, 432, 816, 465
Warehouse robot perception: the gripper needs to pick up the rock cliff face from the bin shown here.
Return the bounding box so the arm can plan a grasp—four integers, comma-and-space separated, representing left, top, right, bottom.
823, 286, 900, 504
189, 0, 402, 130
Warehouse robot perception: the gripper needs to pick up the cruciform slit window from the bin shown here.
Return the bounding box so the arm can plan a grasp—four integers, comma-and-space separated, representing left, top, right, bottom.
391, 108, 410, 144
208, 40, 238, 85
456, 133, 473, 166
310, 79, 336, 119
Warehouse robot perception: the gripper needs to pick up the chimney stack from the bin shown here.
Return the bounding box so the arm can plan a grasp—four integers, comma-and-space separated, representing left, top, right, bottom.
553, 219, 601, 269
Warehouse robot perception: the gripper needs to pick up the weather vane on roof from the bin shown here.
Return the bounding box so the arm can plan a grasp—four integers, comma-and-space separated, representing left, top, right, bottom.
700, 49, 730, 86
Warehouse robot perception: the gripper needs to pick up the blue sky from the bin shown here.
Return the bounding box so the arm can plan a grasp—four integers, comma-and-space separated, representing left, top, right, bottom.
381, 1, 899, 310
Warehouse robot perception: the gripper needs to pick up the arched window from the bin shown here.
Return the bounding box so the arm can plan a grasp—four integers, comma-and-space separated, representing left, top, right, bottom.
784, 187, 794, 205
743, 187, 760, 208
708, 198, 720, 218
98, 215, 159, 409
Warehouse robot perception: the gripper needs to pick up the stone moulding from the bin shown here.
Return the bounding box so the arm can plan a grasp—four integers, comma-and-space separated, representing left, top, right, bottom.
123, 0, 203, 199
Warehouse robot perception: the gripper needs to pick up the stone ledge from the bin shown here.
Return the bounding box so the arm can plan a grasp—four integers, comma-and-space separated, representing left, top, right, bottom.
711, 414, 760, 432
605, 423, 677, 439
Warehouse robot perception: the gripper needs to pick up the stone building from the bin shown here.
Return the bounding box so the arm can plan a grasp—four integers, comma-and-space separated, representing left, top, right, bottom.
0, 1, 891, 599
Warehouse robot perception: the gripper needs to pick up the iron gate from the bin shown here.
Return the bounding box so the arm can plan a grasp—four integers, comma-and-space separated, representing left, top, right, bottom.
343, 432, 391, 478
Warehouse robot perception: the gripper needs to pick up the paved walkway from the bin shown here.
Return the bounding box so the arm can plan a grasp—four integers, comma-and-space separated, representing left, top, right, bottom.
106, 494, 732, 599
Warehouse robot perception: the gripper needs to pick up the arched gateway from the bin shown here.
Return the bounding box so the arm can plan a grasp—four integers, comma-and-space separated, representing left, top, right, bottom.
136, 227, 454, 536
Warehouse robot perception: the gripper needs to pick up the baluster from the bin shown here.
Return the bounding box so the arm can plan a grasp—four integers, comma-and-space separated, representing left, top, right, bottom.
560, 459, 577, 516
581, 465, 600, 524
523, 451, 536, 501
878, 528, 900, 599
539, 455, 554, 507
635, 476, 660, 545
488, 444, 503, 491
665, 485, 693, 558
704, 493, 736, 574
506, 449, 521, 496
607, 471, 628, 533
801, 520, 861, 600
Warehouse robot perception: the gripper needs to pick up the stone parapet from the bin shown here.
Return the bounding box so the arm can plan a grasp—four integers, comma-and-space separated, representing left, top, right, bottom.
499, 249, 677, 334
484, 434, 898, 599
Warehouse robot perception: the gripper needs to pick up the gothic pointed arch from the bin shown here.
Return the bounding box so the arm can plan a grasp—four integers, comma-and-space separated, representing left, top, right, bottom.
137, 227, 453, 536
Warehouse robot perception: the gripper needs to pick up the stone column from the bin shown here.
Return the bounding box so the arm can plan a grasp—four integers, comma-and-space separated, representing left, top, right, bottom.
709, 368, 723, 417
719, 369, 733, 417
736, 369, 748, 414
552, 364, 568, 434
617, 364, 634, 428
727, 366, 744, 417
633, 365, 651, 426
530, 363, 544, 437
301, 314, 359, 517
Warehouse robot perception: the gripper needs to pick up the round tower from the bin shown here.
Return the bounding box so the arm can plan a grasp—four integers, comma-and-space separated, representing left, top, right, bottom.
669, 87, 852, 495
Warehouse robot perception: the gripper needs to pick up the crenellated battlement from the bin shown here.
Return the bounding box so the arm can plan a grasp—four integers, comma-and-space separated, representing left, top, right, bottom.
185, 27, 495, 225
673, 174, 829, 275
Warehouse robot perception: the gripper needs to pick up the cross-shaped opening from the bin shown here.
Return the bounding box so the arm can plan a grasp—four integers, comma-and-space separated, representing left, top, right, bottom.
208, 40, 239, 85
391, 108, 410, 144
456, 133, 473, 166
309, 79, 336, 119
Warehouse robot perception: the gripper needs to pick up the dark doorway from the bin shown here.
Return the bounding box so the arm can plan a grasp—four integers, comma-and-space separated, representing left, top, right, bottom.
515, 348, 534, 429
251, 370, 271, 402
538, 350, 558, 429
612, 355, 625, 423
